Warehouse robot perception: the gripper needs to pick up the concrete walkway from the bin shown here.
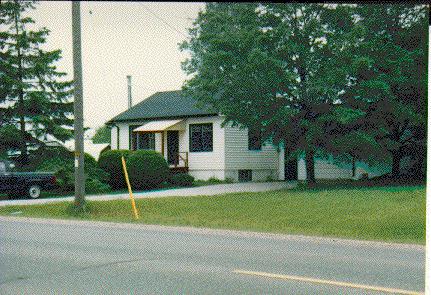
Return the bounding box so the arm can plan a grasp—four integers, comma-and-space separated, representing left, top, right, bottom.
0, 181, 296, 207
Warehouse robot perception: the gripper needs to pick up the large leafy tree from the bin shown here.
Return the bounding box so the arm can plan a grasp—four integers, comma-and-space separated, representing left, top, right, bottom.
345, 4, 428, 179
0, 0, 73, 166
181, 3, 428, 184
181, 3, 360, 185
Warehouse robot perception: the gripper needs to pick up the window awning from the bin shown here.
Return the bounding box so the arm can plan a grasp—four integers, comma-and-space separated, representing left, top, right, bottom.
133, 119, 185, 132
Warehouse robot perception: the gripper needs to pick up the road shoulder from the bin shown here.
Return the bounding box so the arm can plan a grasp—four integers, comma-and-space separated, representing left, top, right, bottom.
0, 216, 424, 251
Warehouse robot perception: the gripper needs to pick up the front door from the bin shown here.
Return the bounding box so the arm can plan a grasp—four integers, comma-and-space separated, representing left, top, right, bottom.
167, 131, 179, 165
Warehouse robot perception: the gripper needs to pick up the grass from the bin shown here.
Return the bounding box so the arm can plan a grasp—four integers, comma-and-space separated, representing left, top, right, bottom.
0, 185, 425, 244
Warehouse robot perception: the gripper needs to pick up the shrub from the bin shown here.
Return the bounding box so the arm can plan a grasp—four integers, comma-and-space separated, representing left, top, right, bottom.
197, 177, 234, 184
169, 173, 194, 187
85, 178, 110, 194
207, 177, 224, 184
26, 145, 71, 171
37, 152, 110, 193
37, 156, 74, 191
98, 150, 132, 189
127, 150, 169, 190
265, 175, 274, 182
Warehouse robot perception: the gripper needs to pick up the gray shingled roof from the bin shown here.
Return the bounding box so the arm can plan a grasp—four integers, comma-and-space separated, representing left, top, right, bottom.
107, 90, 217, 123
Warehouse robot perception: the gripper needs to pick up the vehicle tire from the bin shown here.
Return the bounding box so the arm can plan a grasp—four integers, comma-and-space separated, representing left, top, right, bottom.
27, 184, 41, 199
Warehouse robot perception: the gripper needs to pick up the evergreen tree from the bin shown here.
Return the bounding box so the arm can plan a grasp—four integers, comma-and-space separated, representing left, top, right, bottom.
92, 125, 111, 144
0, 0, 73, 166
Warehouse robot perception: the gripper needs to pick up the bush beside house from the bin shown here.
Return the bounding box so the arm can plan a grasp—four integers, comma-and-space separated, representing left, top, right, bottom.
169, 173, 195, 187
127, 150, 169, 190
33, 148, 194, 193
98, 150, 132, 189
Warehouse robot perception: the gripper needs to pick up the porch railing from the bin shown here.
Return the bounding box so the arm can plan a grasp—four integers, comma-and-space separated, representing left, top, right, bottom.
171, 152, 188, 168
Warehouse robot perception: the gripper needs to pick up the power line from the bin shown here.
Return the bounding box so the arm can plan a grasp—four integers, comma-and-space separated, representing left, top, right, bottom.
139, 4, 189, 39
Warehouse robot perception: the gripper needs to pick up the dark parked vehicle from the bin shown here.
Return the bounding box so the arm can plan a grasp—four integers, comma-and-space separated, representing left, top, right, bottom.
0, 160, 57, 199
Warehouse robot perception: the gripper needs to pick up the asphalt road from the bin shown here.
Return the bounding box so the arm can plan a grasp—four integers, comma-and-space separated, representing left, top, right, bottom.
0, 217, 425, 294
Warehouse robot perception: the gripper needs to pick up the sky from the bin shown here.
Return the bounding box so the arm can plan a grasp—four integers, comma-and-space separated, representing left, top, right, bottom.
27, 1, 205, 129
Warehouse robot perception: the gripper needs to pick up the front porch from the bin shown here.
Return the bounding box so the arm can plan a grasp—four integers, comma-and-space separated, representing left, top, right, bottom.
131, 119, 189, 172
168, 151, 189, 174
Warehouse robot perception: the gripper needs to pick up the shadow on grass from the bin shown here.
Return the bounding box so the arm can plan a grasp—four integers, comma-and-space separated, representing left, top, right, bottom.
294, 176, 425, 192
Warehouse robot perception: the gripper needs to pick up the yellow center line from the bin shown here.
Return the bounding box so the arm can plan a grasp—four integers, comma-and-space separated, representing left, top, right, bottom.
233, 269, 424, 295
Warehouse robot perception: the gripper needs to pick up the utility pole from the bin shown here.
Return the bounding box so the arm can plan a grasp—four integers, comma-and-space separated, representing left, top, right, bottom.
127, 75, 132, 109
72, 1, 85, 209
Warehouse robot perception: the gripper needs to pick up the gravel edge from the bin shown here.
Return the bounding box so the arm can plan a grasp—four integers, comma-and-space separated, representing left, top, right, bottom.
0, 216, 424, 251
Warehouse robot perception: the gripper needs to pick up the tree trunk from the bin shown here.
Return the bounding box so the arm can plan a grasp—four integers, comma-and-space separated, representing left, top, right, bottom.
283, 144, 289, 181
305, 149, 316, 186
391, 150, 401, 179
351, 155, 356, 178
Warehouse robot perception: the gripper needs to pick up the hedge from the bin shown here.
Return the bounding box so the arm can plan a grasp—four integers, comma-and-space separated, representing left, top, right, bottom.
127, 150, 169, 190
98, 150, 132, 189
169, 173, 194, 187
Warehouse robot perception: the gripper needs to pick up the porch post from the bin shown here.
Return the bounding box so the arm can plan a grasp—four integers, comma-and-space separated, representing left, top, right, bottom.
161, 131, 165, 158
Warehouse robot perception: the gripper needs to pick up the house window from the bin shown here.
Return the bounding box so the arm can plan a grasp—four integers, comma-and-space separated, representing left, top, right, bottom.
189, 123, 213, 152
130, 126, 155, 151
248, 128, 262, 151
137, 133, 155, 150
238, 170, 252, 182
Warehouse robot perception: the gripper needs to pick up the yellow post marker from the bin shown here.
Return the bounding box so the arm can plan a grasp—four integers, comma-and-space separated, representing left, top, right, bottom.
121, 156, 139, 220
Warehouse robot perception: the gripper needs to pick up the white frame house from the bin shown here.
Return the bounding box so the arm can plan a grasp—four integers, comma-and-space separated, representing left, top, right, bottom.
107, 91, 389, 182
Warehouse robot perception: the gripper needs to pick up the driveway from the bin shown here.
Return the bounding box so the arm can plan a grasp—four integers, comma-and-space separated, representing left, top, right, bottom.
0, 217, 424, 294
0, 181, 296, 207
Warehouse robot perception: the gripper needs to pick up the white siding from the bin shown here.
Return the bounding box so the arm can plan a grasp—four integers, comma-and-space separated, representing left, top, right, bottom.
297, 155, 390, 180
278, 146, 285, 180
189, 170, 225, 181
177, 130, 187, 156
224, 169, 277, 182
224, 122, 280, 180
298, 157, 353, 180
155, 133, 162, 153
315, 159, 352, 179
110, 126, 118, 149
118, 123, 130, 150
298, 157, 307, 181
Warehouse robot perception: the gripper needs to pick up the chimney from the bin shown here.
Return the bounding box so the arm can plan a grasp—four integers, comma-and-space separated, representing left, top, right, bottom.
127, 75, 132, 109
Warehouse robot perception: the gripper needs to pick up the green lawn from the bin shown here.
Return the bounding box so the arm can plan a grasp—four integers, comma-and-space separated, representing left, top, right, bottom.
0, 185, 425, 244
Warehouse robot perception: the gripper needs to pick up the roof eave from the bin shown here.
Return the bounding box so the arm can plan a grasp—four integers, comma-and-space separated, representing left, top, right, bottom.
106, 113, 220, 125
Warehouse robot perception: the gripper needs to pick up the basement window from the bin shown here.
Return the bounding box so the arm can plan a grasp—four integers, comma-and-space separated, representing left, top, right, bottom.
238, 170, 252, 182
